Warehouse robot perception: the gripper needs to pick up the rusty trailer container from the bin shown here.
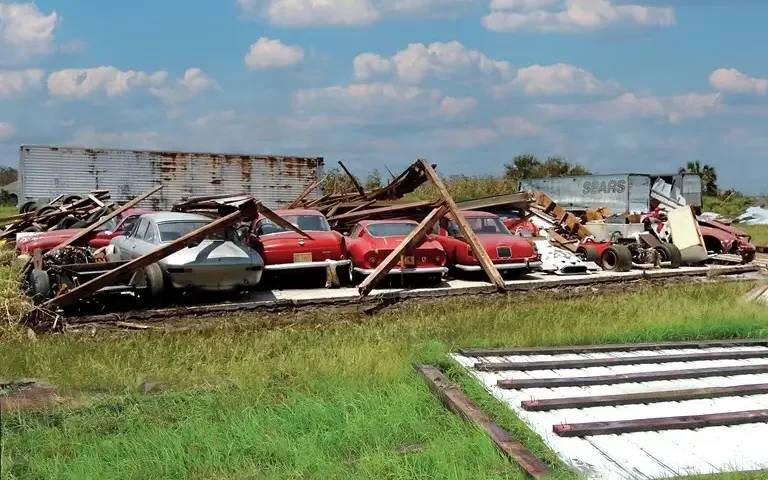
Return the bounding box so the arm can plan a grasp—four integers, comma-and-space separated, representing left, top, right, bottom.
19, 145, 324, 210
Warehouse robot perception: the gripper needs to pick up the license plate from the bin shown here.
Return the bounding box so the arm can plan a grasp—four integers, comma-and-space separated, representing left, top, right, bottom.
401, 256, 415, 266
293, 253, 312, 263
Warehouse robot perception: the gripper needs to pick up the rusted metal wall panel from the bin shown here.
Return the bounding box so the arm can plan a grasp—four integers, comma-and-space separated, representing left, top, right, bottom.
19, 145, 323, 209
519, 174, 651, 214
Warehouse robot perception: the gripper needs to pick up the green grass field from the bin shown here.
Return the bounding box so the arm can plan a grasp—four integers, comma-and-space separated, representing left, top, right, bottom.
743, 225, 768, 246
3, 282, 768, 480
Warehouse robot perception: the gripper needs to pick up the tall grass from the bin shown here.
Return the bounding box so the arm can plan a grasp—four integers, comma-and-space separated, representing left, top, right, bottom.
742, 225, 768, 246
408, 176, 518, 202
2, 283, 767, 479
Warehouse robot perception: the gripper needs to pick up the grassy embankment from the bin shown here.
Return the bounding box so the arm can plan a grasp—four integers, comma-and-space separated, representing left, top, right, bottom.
3, 280, 768, 479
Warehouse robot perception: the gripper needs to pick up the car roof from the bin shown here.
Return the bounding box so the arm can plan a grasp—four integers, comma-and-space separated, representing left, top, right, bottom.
268, 209, 325, 217
447, 210, 499, 219
140, 212, 212, 223
122, 208, 155, 217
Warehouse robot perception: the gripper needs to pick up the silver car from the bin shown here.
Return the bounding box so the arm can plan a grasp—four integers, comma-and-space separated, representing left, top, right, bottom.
109, 212, 264, 293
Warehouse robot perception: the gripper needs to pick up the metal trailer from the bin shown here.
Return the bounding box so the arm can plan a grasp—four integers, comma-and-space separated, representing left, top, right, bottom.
519, 174, 653, 215
650, 172, 703, 212
18, 145, 324, 210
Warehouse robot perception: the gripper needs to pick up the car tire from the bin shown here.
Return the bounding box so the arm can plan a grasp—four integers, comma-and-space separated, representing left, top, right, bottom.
576, 245, 600, 263
23, 225, 42, 233
56, 215, 80, 230
34, 205, 57, 217
19, 200, 37, 214
742, 250, 756, 264
600, 245, 633, 272
61, 195, 84, 206
337, 263, 354, 287
143, 263, 165, 299
655, 243, 682, 269
349, 265, 363, 286
27, 270, 51, 304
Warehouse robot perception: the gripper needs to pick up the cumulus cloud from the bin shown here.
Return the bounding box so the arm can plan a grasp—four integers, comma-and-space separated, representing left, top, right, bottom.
237, 0, 480, 26
244, 37, 305, 69
68, 128, 169, 149
434, 127, 499, 147
0, 121, 15, 139
482, 0, 675, 33
709, 68, 767, 96
536, 92, 721, 123
495, 63, 620, 96
353, 41, 512, 83
437, 96, 478, 118
47, 67, 167, 98
0, 2, 58, 60
493, 116, 546, 136
149, 68, 219, 105
294, 82, 441, 111
0, 68, 43, 97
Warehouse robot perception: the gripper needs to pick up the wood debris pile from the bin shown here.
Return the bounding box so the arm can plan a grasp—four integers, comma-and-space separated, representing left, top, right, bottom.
1, 191, 115, 246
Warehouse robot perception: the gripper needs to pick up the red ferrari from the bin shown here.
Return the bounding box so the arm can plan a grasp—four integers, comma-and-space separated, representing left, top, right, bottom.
345, 219, 448, 285
246, 209, 350, 279
433, 211, 542, 275
16, 208, 154, 255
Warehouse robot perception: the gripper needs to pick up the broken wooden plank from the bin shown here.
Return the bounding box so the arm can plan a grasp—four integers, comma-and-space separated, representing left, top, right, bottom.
286, 174, 328, 209
419, 159, 505, 291
477, 349, 768, 372
497, 364, 768, 389
258, 203, 313, 240
522, 383, 768, 412
51, 185, 163, 252
329, 201, 435, 222
338, 161, 366, 195
43, 199, 260, 309
459, 339, 768, 357
415, 363, 552, 479
554, 409, 768, 437
358, 204, 449, 297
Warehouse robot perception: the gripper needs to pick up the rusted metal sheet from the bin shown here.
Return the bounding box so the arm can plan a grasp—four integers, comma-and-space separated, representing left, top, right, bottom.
19, 145, 323, 210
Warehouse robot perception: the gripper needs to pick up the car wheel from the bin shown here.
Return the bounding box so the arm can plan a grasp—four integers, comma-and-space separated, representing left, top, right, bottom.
655, 243, 682, 269
742, 250, 756, 264
23, 225, 42, 233
600, 245, 633, 272
56, 215, 80, 230
143, 263, 165, 299
34, 205, 58, 217
19, 200, 37, 214
576, 245, 600, 263
336, 263, 353, 287
27, 270, 51, 304
61, 195, 84, 206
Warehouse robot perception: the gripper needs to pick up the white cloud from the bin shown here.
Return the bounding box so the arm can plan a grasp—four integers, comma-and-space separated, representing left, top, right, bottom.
237, 0, 480, 26
437, 96, 478, 118
0, 2, 58, 60
149, 68, 219, 105
294, 82, 441, 111
709, 68, 767, 96
482, 0, 675, 33
68, 128, 169, 149
244, 37, 305, 70
493, 116, 546, 136
496, 63, 620, 97
47, 67, 167, 99
0, 121, 15, 139
353, 41, 512, 83
0, 68, 43, 97
536, 92, 721, 123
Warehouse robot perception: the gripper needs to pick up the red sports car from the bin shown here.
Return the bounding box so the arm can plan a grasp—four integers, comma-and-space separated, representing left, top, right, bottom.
246, 209, 350, 279
432, 211, 542, 275
16, 208, 154, 255
345, 219, 448, 285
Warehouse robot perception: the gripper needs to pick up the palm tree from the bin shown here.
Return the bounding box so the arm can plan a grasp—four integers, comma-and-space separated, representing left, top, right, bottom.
681, 160, 718, 196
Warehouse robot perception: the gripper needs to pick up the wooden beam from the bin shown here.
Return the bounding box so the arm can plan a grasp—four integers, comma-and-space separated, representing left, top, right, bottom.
329, 201, 435, 222
459, 339, 768, 357
418, 159, 505, 291
358, 204, 448, 297
257, 203, 313, 240
497, 364, 768, 390
338, 161, 365, 195
522, 383, 768, 412
554, 409, 768, 437
477, 349, 768, 372
415, 363, 552, 479
43, 199, 259, 309
51, 185, 163, 252
287, 174, 328, 209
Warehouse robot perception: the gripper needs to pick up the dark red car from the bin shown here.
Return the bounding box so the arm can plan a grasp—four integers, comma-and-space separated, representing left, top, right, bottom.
16, 208, 154, 255
246, 209, 350, 278
432, 211, 542, 275
345, 219, 447, 284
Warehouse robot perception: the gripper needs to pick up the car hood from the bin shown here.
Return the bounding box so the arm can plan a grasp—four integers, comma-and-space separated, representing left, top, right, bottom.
476, 233, 529, 247
260, 230, 339, 245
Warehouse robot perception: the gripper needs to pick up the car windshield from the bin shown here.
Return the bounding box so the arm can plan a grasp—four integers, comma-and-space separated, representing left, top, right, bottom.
259, 215, 330, 234
157, 221, 225, 242
94, 215, 121, 232
366, 223, 416, 237
463, 217, 511, 235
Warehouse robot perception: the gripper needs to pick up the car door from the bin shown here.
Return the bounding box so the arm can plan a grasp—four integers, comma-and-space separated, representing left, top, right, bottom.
132, 219, 158, 258
438, 219, 466, 262
122, 217, 151, 259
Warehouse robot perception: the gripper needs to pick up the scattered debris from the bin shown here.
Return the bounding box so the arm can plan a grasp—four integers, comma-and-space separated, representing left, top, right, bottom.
737, 207, 768, 226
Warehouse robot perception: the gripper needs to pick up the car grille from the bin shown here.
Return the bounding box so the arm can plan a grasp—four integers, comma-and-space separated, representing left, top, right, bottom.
497, 246, 512, 258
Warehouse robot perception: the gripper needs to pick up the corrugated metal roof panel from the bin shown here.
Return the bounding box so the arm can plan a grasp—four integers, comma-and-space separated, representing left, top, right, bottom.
19, 145, 323, 209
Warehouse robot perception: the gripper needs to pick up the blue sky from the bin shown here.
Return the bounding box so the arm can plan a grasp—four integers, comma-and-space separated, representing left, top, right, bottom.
0, 0, 766, 192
